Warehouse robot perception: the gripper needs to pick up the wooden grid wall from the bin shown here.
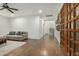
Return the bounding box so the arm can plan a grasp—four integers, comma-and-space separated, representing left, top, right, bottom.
58, 3, 79, 56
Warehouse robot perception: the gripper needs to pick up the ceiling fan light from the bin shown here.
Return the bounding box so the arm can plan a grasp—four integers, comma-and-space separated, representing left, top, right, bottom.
38, 10, 42, 14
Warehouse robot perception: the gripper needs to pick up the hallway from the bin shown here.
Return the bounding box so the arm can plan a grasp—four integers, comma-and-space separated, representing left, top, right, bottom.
5, 36, 63, 56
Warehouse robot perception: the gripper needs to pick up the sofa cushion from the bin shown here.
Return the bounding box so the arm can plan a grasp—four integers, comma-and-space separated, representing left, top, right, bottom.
16, 32, 22, 35
8, 32, 16, 35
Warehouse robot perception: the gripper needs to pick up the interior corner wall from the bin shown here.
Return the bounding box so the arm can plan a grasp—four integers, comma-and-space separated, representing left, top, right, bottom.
53, 16, 60, 43
54, 4, 63, 44
0, 16, 10, 35
9, 16, 41, 39
54, 24, 60, 43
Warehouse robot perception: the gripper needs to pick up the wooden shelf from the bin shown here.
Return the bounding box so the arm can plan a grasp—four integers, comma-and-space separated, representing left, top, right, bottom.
75, 52, 79, 56
61, 29, 79, 32
59, 16, 79, 26
58, 3, 79, 56
68, 4, 79, 15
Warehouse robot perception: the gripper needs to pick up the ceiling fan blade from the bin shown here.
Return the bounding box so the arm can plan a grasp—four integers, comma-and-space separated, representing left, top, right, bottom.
9, 8, 18, 11
0, 3, 18, 13
3, 3, 8, 7
0, 8, 5, 10
7, 8, 14, 13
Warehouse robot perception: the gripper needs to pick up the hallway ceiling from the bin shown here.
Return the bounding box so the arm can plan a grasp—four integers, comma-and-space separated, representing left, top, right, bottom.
0, 3, 63, 17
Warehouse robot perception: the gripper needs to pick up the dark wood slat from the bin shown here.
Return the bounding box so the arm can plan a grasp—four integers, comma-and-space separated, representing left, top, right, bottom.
58, 3, 79, 56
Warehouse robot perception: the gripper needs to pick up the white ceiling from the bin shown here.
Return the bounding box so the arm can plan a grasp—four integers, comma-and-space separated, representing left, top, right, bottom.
0, 3, 63, 17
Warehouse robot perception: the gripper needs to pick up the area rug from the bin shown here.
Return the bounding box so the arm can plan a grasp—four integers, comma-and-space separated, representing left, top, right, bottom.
0, 40, 26, 56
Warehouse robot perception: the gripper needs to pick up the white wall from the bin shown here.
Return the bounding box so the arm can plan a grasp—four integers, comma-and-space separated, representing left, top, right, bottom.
0, 16, 10, 35
0, 15, 61, 42
54, 23, 60, 43
39, 20, 44, 39
9, 16, 41, 39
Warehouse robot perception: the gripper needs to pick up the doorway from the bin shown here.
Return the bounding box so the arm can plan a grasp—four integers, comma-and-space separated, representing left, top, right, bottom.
42, 20, 54, 40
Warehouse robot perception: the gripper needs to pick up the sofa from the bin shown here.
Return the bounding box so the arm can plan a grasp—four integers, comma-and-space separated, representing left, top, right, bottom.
7, 31, 28, 41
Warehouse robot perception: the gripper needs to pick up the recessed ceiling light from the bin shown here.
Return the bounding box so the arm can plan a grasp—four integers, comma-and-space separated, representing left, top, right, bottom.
38, 10, 43, 14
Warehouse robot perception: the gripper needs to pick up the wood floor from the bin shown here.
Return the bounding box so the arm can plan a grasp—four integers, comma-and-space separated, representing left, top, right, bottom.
5, 36, 63, 56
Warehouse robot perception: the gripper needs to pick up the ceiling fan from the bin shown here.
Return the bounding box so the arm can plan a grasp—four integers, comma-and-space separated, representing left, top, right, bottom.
0, 3, 18, 13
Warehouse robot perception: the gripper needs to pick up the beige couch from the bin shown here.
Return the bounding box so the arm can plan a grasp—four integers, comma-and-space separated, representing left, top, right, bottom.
7, 31, 28, 41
